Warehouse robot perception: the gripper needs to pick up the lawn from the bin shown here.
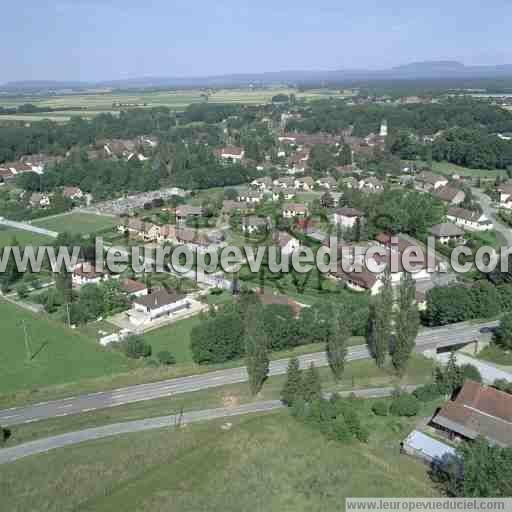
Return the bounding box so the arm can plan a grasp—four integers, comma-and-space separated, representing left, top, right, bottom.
1, 407, 438, 511
477, 343, 512, 367
0, 226, 54, 247
142, 316, 201, 363
32, 212, 118, 235
431, 161, 508, 179
0, 301, 132, 396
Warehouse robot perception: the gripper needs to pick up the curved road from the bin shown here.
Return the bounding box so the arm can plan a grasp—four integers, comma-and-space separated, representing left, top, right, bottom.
0, 320, 497, 427
472, 188, 512, 246
0, 386, 416, 465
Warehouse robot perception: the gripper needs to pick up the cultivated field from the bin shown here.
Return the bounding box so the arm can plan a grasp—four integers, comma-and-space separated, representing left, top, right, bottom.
0, 301, 132, 395
32, 212, 118, 235
1, 408, 438, 511
0, 87, 348, 122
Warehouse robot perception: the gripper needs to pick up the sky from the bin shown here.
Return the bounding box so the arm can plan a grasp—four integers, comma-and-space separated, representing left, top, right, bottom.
2, 0, 511, 82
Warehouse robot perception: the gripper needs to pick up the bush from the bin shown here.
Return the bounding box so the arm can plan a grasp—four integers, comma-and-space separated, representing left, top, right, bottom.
157, 351, 176, 365
459, 363, 482, 384
371, 401, 389, 416
413, 383, 443, 402
390, 392, 420, 417
16, 282, 29, 299
123, 336, 152, 359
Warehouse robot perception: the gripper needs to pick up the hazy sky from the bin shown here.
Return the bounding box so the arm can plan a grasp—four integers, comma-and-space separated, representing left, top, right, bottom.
2, 0, 511, 82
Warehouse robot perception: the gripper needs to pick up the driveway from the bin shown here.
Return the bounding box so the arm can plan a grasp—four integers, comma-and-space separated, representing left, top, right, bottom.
472, 188, 512, 246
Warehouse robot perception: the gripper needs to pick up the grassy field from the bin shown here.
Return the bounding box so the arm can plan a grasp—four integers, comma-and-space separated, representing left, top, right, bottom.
1, 405, 438, 511
4, 354, 436, 448
0, 301, 133, 395
32, 212, 118, 235
431, 161, 508, 179
0, 226, 54, 247
0, 87, 348, 120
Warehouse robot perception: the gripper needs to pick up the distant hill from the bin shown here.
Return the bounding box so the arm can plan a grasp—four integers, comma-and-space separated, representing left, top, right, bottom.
3, 61, 512, 92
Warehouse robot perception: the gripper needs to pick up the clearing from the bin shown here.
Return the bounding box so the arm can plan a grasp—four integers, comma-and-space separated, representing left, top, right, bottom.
32, 212, 118, 235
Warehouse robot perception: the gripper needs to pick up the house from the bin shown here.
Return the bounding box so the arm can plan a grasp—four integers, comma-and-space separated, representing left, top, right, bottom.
271, 187, 295, 201
334, 267, 383, 295
119, 218, 145, 237
220, 146, 245, 161
294, 176, 314, 191
274, 176, 295, 189
431, 380, 512, 448
29, 193, 51, 208
222, 200, 250, 214
158, 224, 177, 243
497, 184, 512, 209
128, 289, 191, 327
237, 189, 263, 204
250, 177, 273, 190
62, 186, 83, 201
0, 167, 16, 181
9, 162, 44, 176
274, 231, 300, 256
282, 203, 308, 218
316, 176, 337, 190
431, 223, 465, 245
145, 224, 161, 242
433, 185, 466, 206
358, 177, 384, 193
415, 171, 448, 191
120, 279, 148, 298
174, 228, 223, 252
447, 207, 492, 232
242, 216, 268, 234
72, 263, 115, 287
332, 207, 364, 228
175, 205, 204, 225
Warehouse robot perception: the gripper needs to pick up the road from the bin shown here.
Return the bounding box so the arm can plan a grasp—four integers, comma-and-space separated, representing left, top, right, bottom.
0, 320, 497, 427
0, 218, 58, 238
0, 386, 415, 465
435, 352, 512, 384
472, 188, 512, 246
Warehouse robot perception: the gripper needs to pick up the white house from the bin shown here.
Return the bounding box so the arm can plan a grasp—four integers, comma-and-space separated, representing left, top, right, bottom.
238, 189, 263, 204
332, 207, 364, 228
316, 176, 337, 190
251, 177, 273, 190
72, 263, 117, 287
62, 186, 83, 201
29, 193, 51, 208
282, 203, 308, 218
431, 223, 465, 245
220, 147, 245, 161
447, 207, 492, 232
128, 289, 191, 327
275, 231, 300, 256
497, 184, 512, 209
358, 177, 384, 193
271, 187, 295, 201
415, 171, 448, 191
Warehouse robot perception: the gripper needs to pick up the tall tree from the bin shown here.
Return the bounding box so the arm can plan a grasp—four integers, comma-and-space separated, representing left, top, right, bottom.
326, 314, 348, 381
366, 272, 392, 368
303, 363, 322, 402
244, 309, 270, 396
281, 357, 303, 406
392, 273, 420, 376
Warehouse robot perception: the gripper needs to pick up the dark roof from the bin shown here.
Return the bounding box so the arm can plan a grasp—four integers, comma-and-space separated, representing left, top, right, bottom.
433, 186, 464, 202
336, 207, 363, 217
134, 289, 185, 310
432, 380, 512, 447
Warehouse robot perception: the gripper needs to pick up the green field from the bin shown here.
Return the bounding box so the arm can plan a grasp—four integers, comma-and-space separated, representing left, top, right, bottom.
1, 407, 438, 511
0, 87, 348, 120
0, 301, 132, 395
32, 212, 118, 235
143, 316, 201, 363
0, 226, 54, 247
431, 161, 508, 179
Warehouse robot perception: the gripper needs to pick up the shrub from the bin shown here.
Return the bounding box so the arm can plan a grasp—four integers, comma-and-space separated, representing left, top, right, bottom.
371, 401, 389, 416
390, 392, 420, 417
413, 383, 443, 402
157, 351, 176, 365
123, 336, 152, 359
459, 363, 482, 384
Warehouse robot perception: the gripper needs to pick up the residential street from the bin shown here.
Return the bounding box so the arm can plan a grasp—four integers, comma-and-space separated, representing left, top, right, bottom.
472, 187, 512, 246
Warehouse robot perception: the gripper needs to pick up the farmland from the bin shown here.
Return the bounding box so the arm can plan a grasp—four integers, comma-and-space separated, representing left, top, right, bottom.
32, 212, 118, 235
0, 408, 438, 511
0, 87, 349, 123
0, 300, 132, 396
